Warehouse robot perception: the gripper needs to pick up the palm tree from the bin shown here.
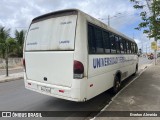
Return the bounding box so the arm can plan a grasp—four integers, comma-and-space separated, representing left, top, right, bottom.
6, 37, 17, 57
0, 26, 11, 76
15, 30, 25, 57
0, 26, 10, 58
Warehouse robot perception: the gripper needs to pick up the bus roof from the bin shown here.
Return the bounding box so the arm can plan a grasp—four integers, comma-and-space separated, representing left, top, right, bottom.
32, 9, 135, 43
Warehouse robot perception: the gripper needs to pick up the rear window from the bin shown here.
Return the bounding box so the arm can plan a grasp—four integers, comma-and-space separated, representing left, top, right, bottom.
25, 15, 77, 51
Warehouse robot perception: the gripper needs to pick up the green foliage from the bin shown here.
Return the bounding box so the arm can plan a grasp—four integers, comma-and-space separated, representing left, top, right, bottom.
130, 0, 160, 40
0, 26, 25, 58
15, 30, 25, 46
0, 26, 10, 58
15, 30, 25, 57
6, 38, 18, 57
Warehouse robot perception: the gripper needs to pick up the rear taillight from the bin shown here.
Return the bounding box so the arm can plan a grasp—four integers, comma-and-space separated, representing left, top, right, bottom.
74, 60, 84, 79
23, 59, 26, 71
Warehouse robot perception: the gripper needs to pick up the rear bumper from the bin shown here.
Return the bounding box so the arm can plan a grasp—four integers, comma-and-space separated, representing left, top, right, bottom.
24, 79, 85, 102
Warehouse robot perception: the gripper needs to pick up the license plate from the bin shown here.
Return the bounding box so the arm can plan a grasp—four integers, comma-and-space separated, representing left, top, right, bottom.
41, 86, 51, 93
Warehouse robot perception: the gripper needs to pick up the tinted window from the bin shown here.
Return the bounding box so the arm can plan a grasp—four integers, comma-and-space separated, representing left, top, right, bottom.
123, 39, 127, 54
88, 24, 96, 53
110, 33, 116, 53
131, 43, 134, 54
126, 41, 129, 53
103, 31, 110, 53
88, 23, 136, 55
119, 37, 124, 53
128, 42, 131, 53
95, 27, 104, 53
115, 36, 120, 53
135, 44, 138, 53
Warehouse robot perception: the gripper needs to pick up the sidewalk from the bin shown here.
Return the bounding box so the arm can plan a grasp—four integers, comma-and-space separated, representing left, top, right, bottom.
0, 66, 23, 71
0, 72, 23, 83
95, 61, 160, 119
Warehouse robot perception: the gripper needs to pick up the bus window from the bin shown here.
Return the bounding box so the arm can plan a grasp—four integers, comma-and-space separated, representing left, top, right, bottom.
88, 24, 96, 54
128, 42, 131, 53
115, 36, 120, 54
119, 37, 124, 54
131, 43, 134, 54
103, 31, 110, 53
110, 33, 116, 53
126, 41, 129, 54
94, 27, 104, 53
123, 39, 127, 54
135, 44, 138, 54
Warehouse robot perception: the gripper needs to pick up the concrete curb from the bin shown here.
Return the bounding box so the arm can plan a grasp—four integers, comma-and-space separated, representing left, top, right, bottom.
0, 66, 23, 71
0, 76, 24, 83
0, 72, 24, 83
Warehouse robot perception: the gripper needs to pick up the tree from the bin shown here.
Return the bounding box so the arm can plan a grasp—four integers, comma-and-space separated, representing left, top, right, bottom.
0, 26, 10, 58
130, 0, 160, 40
131, 0, 160, 65
6, 37, 17, 57
0, 26, 11, 76
15, 30, 25, 57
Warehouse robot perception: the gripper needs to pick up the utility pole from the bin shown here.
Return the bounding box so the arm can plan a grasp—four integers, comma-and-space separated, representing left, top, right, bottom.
107, 13, 121, 27
153, 0, 157, 65
108, 15, 110, 26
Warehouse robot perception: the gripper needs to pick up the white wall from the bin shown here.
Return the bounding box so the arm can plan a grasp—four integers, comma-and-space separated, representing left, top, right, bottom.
0, 58, 22, 69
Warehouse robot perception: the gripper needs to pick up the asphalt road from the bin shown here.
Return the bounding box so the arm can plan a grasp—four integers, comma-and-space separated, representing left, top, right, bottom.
0, 78, 114, 120
0, 57, 153, 120
0, 77, 141, 120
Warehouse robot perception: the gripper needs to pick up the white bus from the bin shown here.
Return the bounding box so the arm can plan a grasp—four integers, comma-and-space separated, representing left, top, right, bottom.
23, 9, 138, 102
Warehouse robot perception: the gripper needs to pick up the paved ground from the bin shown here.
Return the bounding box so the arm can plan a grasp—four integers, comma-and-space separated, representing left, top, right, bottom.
0, 67, 23, 75
94, 61, 160, 120
138, 57, 153, 66
0, 66, 23, 83
0, 72, 23, 83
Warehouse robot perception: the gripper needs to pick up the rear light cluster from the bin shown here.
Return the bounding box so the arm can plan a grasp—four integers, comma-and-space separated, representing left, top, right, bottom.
74, 60, 84, 79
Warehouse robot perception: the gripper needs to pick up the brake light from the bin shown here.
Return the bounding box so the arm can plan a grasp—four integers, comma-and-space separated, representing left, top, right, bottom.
59, 90, 64, 93
74, 60, 84, 79
28, 83, 31, 85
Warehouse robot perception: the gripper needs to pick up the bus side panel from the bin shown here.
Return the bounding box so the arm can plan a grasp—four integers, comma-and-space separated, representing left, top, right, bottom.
123, 55, 138, 78
87, 54, 137, 100
73, 12, 88, 100
87, 55, 119, 99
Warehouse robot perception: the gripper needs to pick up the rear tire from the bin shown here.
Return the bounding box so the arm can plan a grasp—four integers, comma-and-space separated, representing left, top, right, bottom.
112, 76, 121, 94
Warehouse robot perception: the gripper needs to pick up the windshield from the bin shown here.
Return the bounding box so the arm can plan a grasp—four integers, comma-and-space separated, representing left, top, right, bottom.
25, 15, 77, 51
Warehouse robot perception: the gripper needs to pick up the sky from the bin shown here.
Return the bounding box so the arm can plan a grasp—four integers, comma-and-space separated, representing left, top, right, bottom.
0, 0, 154, 53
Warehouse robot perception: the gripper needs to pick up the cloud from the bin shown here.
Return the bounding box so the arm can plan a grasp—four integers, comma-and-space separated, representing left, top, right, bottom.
0, 0, 147, 43
134, 32, 154, 53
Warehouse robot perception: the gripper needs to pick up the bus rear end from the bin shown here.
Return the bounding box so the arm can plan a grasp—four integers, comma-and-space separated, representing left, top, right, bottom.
23, 10, 86, 102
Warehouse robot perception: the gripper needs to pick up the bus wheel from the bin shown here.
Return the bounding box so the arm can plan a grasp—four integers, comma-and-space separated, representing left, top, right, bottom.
112, 76, 121, 94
